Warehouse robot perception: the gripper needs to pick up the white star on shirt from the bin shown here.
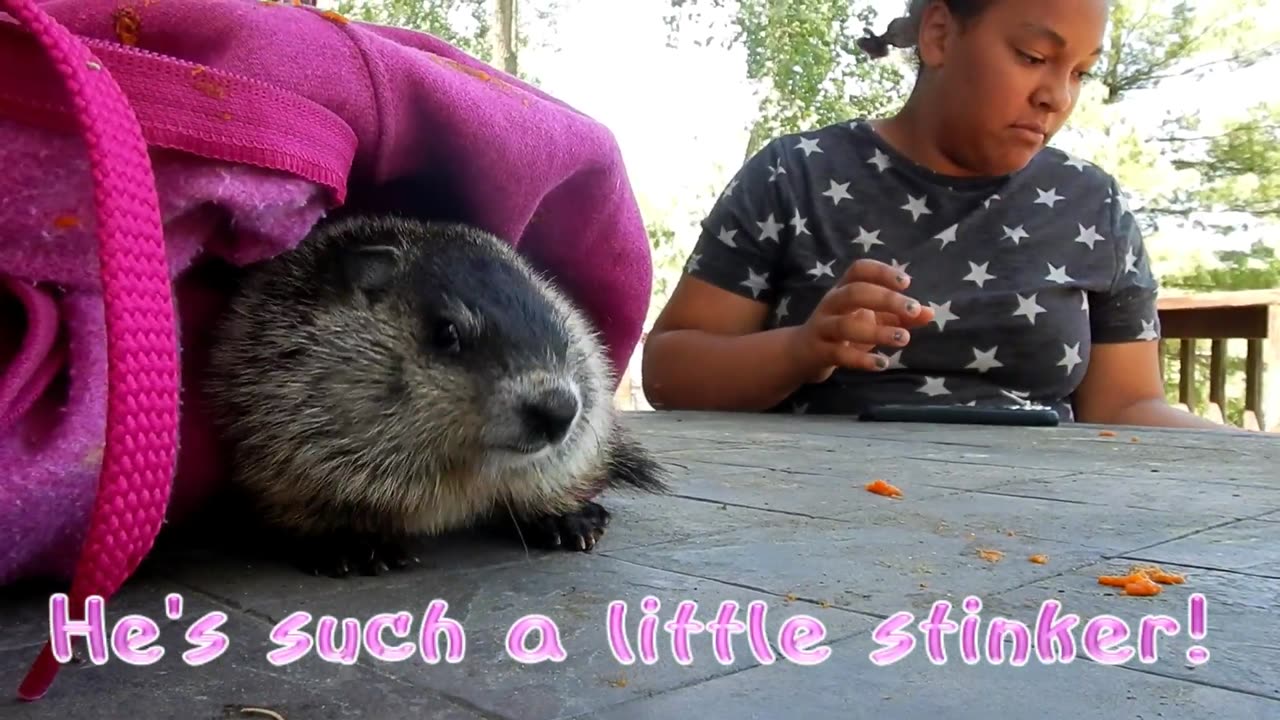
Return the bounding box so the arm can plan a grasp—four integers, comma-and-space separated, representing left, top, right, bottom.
966, 346, 1003, 373
1045, 263, 1074, 284
984, 194, 1000, 208
1081, 290, 1090, 312
822, 180, 852, 205
1035, 188, 1065, 208
718, 226, 737, 246
1136, 319, 1159, 341
1074, 224, 1105, 249
795, 136, 823, 157
918, 376, 951, 397
930, 300, 959, 331
757, 214, 783, 242
868, 148, 891, 172
901, 194, 932, 222
1002, 225, 1029, 244
1124, 248, 1138, 273
1064, 154, 1089, 171
741, 268, 770, 298
723, 178, 739, 197
963, 261, 996, 288
1013, 293, 1046, 324
790, 208, 810, 236
883, 350, 905, 369
685, 253, 701, 273
775, 296, 791, 322
769, 162, 786, 182
807, 259, 835, 279
1057, 342, 1083, 375
852, 226, 883, 252
935, 223, 958, 249
889, 258, 910, 274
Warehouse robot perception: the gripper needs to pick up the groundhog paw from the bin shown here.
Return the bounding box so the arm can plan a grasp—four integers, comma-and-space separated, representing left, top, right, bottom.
299, 534, 419, 578
525, 501, 611, 552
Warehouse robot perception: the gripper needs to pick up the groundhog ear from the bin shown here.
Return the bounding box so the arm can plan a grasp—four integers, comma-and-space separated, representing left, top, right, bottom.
343, 245, 399, 294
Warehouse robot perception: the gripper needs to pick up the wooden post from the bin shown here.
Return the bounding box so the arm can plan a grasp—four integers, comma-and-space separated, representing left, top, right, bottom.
1265, 306, 1280, 432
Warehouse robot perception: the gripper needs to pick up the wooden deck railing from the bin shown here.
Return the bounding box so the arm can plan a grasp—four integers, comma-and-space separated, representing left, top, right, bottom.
1157, 289, 1280, 432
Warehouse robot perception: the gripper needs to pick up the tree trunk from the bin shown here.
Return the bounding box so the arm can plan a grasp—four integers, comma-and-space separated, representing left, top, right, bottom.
495, 0, 518, 76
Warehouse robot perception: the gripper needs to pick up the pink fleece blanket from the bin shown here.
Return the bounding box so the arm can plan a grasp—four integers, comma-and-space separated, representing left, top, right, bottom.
0, 0, 653, 591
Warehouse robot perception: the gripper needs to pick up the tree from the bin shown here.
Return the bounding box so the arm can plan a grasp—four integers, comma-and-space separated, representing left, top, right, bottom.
1069, 0, 1280, 234
662, 0, 908, 160
325, 0, 572, 84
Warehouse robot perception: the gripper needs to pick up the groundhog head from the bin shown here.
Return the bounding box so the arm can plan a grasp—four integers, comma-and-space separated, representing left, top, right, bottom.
207, 215, 616, 511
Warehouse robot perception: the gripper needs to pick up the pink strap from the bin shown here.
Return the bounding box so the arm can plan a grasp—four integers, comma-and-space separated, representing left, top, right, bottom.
0, 15, 356, 203
2, 0, 180, 700
0, 278, 65, 432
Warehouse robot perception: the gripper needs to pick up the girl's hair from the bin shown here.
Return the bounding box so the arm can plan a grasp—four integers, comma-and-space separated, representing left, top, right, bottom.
857, 0, 993, 59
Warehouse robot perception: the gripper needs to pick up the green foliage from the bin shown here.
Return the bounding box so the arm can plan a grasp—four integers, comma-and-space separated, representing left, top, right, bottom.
333, 0, 492, 58
662, 0, 908, 159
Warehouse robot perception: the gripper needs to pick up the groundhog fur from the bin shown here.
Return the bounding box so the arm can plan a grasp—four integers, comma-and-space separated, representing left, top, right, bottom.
203, 215, 669, 577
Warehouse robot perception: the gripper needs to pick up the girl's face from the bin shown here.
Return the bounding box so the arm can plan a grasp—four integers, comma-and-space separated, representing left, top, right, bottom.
918, 0, 1109, 176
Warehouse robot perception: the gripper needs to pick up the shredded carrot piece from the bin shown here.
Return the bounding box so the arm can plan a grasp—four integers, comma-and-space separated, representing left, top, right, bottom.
112, 8, 141, 46
52, 214, 80, 229
977, 549, 1004, 563
1099, 564, 1186, 596
321, 10, 349, 24
1123, 576, 1162, 596
865, 479, 902, 498
1099, 430, 1116, 437
1029, 554, 1048, 564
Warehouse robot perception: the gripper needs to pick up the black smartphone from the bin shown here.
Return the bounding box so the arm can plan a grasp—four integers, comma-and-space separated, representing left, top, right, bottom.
858, 404, 1061, 426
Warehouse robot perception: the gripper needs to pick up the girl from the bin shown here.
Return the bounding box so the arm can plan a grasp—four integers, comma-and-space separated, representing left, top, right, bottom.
641, 0, 1228, 430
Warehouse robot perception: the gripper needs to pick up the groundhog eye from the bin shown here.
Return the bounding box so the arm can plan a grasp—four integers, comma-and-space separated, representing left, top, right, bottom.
433, 320, 461, 353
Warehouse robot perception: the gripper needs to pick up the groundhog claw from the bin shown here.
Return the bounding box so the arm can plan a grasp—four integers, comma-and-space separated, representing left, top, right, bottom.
521, 501, 611, 553
300, 533, 418, 578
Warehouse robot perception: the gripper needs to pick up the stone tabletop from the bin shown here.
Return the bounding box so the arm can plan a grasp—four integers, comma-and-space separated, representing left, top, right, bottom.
3, 410, 1279, 719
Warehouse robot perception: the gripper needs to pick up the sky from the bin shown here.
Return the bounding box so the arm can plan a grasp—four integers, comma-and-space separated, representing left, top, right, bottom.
518, 0, 1280, 256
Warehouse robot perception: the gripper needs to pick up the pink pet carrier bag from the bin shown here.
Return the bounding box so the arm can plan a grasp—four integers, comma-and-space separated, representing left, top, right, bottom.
0, 0, 653, 699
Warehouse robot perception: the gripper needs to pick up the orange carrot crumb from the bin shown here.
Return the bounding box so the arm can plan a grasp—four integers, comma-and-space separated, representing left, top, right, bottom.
1029, 554, 1048, 564
865, 478, 902, 498
1099, 430, 1116, 437
1124, 576, 1162, 596
52, 214, 80, 229
112, 7, 141, 46
977, 549, 1004, 563
1099, 564, 1186, 596
220, 111, 233, 121
321, 9, 349, 24
1130, 436, 1140, 443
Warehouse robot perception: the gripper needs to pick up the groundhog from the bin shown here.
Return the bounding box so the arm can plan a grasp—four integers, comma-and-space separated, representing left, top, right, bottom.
202, 215, 668, 577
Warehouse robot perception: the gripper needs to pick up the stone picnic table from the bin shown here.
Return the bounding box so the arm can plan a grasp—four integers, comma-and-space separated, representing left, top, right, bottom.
3, 410, 1279, 719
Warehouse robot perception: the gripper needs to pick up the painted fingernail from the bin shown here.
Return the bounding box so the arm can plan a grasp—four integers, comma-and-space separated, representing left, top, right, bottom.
893, 330, 904, 343
896, 273, 908, 285
875, 355, 888, 369
905, 300, 919, 315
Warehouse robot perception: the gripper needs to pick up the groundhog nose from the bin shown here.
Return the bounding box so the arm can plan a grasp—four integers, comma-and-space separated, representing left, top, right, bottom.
520, 387, 579, 445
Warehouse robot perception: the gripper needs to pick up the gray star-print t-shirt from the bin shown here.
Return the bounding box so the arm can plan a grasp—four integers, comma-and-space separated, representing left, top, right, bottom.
681, 118, 1162, 420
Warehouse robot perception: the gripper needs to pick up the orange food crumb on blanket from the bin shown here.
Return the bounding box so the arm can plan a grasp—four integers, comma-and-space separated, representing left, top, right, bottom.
1099, 430, 1116, 437
1029, 554, 1048, 564
865, 479, 901, 498
977, 549, 1004, 563
112, 7, 141, 46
